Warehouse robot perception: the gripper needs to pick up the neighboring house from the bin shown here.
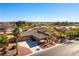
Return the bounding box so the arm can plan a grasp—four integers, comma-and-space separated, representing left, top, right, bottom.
0, 28, 22, 34
6, 28, 14, 34
0, 28, 5, 34
55, 26, 79, 31
0, 28, 14, 34
62, 26, 79, 29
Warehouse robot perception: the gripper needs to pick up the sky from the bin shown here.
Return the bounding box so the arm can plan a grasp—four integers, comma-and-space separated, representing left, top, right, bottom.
0, 3, 79, 22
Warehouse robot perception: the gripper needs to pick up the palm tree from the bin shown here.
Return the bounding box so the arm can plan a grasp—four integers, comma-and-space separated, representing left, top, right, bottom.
13, 27, 21, 55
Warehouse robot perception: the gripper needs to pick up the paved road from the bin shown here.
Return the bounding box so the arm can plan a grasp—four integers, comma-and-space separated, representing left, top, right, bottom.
32, 41, 79, 56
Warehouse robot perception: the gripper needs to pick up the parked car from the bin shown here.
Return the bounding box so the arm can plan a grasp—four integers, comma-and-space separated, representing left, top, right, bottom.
64, 40, 73, 44
75, 37, 79, 40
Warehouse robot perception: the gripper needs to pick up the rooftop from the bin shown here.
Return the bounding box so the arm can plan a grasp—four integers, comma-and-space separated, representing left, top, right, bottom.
23, 27, 49, 40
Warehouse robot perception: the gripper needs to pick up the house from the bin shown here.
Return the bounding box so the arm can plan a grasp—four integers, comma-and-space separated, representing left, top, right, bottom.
22, 27, 48, 40
23, 28, 48, 47
14, 27, 49, 48
9, 27, 49, 40
0, 28, 5, 34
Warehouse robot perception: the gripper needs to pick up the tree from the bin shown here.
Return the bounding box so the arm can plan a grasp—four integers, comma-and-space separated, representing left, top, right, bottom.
47, 35, 54, 44
0, 34, 7, 47
16, 21, 27, 31
1, 23, 12, 46
65, 29, 78, 40
0, 34, 8, 55
13, 27, 21, 55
